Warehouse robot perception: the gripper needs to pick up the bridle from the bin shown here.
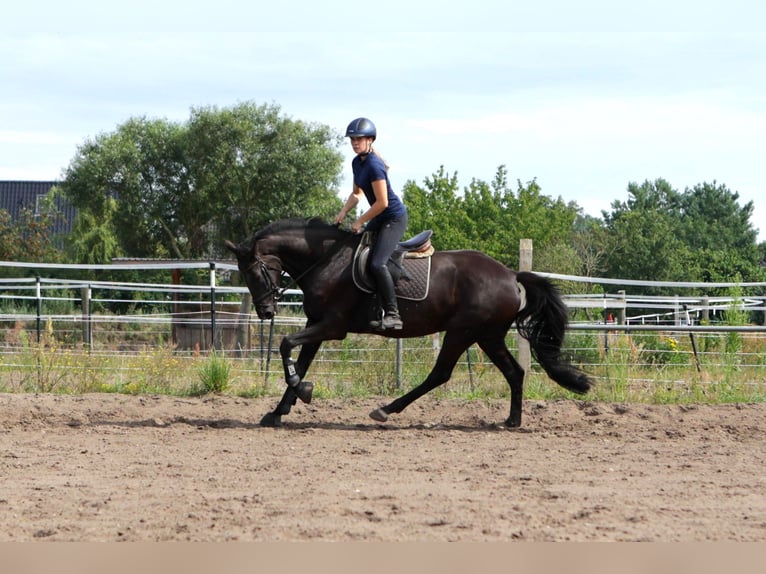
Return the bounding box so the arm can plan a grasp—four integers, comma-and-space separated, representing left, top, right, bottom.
244, 249, 334, 306
245, 255, 285, 307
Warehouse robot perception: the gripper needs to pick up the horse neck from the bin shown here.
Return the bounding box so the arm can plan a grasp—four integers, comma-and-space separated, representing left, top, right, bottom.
272, 230, 355, 284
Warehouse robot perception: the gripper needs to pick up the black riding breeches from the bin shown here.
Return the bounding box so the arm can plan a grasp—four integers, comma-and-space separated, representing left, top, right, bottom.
368, 214, 408, 282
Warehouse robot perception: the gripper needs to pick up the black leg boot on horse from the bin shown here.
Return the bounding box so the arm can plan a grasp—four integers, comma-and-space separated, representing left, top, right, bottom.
369, 264, 403, 331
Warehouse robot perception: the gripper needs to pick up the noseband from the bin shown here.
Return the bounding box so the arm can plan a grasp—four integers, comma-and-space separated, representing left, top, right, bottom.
246, 255, 284, 306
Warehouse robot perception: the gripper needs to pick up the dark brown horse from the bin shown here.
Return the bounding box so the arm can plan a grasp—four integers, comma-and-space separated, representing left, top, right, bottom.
225, 217, 592, 428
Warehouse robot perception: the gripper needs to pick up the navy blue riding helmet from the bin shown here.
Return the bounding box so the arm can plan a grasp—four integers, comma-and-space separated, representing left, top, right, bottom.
345, 117, 377, 141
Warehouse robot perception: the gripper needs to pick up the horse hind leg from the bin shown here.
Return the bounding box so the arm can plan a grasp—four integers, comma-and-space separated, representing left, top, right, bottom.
477, 334, 525, 427
370, 332, 470, 422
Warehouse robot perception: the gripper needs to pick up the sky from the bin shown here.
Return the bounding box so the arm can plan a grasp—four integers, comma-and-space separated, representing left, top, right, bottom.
2, 0, 765, 240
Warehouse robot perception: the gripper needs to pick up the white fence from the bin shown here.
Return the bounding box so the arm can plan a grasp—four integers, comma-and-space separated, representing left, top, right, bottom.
1, 260, 765, 393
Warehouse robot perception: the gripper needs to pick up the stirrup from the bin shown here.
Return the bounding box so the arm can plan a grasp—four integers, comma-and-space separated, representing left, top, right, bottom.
381, 314, 403, 330
369, 315, 403, 331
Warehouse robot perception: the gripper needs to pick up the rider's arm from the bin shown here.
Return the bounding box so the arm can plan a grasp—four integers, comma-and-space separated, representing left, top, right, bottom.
334, 185, 363, 224
352, 179, 388, 232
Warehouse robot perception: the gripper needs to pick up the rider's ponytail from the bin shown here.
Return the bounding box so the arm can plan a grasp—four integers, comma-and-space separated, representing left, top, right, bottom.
370, 147, 390, 171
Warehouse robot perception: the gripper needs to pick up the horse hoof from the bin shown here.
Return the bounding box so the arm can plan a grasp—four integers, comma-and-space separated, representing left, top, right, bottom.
504, 417, 521, 428
295, 381, 313, 404
369, 408, 389, 422
260, 412, 283, 427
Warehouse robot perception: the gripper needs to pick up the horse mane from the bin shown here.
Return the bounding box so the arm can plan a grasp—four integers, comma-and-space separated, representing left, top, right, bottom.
252, 217, 351, 242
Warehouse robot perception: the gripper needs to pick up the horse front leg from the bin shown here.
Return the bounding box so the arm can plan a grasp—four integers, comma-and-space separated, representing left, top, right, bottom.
280, 335, 316, 405
260, 386, 298, 428
261, 341, 321, 427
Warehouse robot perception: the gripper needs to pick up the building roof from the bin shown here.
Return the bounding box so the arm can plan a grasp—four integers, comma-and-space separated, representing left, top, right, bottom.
0, 181, 76, 235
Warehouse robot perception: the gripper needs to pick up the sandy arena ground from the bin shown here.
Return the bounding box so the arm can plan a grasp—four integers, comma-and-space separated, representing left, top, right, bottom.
1, 392, 765, 542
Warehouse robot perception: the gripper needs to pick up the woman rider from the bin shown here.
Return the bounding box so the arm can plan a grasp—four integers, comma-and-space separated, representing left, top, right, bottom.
334, 117, 408, 331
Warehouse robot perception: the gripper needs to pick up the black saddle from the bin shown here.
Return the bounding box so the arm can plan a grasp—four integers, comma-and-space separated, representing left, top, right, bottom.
352, 230, 434, 301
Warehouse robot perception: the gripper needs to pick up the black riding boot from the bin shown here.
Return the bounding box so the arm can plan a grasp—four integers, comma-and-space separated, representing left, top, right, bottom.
369, 266, 403, 331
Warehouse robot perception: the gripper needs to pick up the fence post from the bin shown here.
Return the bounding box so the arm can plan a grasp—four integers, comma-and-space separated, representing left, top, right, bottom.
35, 276, 42, 343
209, 262, 217, 351
396, 339, 403, 389
518, 239, 533, 374
81, 285, 92, 351
702, 295, 710, 323
617, 290, 626, 324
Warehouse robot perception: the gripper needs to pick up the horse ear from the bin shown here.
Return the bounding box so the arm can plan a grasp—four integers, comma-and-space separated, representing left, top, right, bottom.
224, 240, 239, 254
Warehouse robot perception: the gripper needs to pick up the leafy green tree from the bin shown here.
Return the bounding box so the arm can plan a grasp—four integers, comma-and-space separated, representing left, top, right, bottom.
676, 181, 762, 283
606, 207, 698, 285
403, 166, 472, 251
603, 179, 695, 291
64, 197, 122, 265
62, 117, 191, 259
601, 178, 765, 300
570, 214, 609, 279
60, 102, 345, 261
185, 102, 344, 243
461, 171, 515, 261
404, 165, 580, 269
678, 181, 758, 252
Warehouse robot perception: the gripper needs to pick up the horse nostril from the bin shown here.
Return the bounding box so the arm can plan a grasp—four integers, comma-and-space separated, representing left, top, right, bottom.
256, 306, 275, 320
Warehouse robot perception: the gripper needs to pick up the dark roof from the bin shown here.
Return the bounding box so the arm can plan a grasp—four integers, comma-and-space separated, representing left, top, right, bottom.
0, 181, 76, 236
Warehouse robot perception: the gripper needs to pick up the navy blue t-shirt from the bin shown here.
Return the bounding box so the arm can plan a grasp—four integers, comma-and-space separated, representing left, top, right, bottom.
352, 153, 406, 230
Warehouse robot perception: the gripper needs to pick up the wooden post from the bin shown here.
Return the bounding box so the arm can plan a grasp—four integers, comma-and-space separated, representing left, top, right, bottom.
701, 296, 710, 323
518, 239, 533, 374
81, 286, 92, 350
209, 262, 217, 351
171, 268, 181, 346
617, 290, 626, 324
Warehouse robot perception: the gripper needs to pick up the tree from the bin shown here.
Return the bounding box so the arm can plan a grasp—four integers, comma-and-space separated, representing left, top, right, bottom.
570, 214, 609, 279
403, 165, 581, 269
676, 182, 763, 282
402, 166, 472, 251
185, 102, 344, 244
608, 207, 698, 284
601, 178, 765, 291
60, 102, 345, 261
678, 181, 758, 252
64, 198, 122, 265
62, 117, 191, 259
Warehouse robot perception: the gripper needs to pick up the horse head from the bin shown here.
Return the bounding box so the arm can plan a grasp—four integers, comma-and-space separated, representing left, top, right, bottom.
224, 238, 283, 320
226, 217, 360, 323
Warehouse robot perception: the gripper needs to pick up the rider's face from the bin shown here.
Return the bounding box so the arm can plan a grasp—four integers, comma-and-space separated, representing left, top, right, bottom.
350, 136, 373, 155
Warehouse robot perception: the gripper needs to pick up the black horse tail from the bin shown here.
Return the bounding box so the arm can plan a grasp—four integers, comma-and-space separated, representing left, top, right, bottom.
514, 271, 593, 395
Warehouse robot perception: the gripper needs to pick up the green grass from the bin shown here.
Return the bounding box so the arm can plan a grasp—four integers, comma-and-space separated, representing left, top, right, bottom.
0, 327, 765, 405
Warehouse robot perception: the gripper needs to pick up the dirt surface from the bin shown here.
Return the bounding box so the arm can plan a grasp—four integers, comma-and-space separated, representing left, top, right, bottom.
1, 392, 765, 542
